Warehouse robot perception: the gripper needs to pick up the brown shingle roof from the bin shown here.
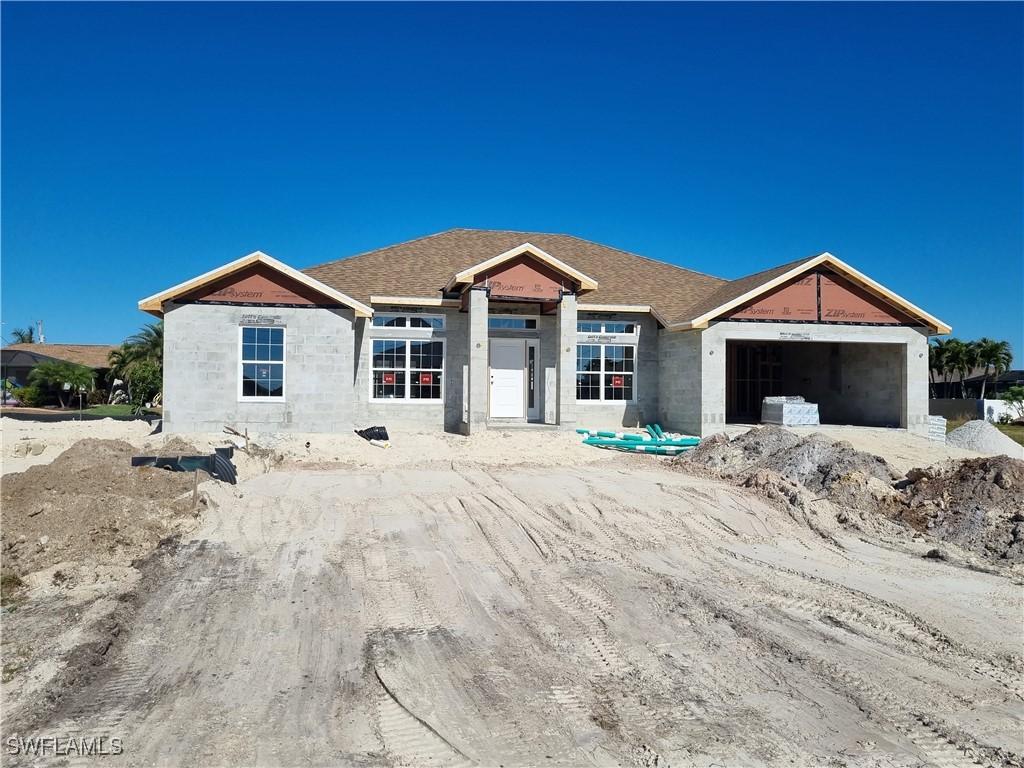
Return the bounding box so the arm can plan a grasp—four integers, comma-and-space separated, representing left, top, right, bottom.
303, 229, 729, 322
2, 343, 117, 369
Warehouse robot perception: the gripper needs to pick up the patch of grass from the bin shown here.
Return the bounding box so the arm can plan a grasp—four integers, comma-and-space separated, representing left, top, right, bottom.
85, 404, 159, 417
995, 424, 1024, 447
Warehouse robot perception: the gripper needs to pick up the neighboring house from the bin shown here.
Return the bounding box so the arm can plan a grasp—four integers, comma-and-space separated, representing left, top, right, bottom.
1, 343, 117, 389
139, 228, 950, 437
959, 370, 1024, 399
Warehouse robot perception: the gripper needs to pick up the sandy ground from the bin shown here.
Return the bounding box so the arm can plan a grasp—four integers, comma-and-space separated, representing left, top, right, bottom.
2, 418, 1022, 766
1, 417, 991, 479
1, 418, 156, 475
8, 464, 1021, 767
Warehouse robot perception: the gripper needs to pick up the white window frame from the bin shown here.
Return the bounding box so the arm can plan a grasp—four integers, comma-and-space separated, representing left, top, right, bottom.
369, 337, 446, 403
371, 313, 446, 330
575, 342, 637, 404
238, 325, 286, 403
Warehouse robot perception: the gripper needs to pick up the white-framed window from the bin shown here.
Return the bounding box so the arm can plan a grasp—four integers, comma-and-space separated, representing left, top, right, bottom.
372, 313, 445, 329
239, 326, 285, 400
576, 343, 635, 402
488, 316, 538, 330
371, 338, 445, 401
577, 320, 638, 334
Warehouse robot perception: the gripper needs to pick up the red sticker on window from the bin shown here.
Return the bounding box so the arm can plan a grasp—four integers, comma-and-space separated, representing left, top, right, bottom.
382, 372, 395, 385
419, 373, 433, 385
611, 375, 624, 388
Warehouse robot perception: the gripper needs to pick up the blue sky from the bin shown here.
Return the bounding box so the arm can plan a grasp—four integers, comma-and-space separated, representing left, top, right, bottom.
2, 2, 1021, 356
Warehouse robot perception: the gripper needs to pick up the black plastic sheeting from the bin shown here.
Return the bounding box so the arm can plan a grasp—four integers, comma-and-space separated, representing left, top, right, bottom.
355, 426, 390, 442
131, 446, 238, 484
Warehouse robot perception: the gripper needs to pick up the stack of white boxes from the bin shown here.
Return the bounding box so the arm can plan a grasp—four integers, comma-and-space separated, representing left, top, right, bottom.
928, 415, 947, 442
761, 396, 821, 427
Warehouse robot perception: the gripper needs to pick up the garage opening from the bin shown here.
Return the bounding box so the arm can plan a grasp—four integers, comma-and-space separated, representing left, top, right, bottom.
726, 340, 905, 427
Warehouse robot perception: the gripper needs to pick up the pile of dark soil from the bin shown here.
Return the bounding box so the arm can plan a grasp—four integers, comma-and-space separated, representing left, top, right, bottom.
1, 439, 205, 577
679, 427, 1024, 564
899, 457, 1024, 561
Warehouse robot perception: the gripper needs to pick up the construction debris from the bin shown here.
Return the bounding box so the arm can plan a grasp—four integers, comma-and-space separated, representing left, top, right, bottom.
355, 425, 391, 449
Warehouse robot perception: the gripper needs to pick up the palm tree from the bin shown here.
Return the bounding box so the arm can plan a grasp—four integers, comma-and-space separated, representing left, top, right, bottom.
107, 345, 135, 402
931, 338, 960, 397
928, 340, 945, 399
944, 339, 981, 398
9, 326, 34, 344
976, 338, 1013, 399
109, 320, 164, 405
125, 321, 163, 365
28, 361, 94, 409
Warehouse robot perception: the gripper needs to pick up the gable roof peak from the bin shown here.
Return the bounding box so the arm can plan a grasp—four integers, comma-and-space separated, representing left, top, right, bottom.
671, 250, 951, 334
446, 241, 599, 293
138, 249, 372, 318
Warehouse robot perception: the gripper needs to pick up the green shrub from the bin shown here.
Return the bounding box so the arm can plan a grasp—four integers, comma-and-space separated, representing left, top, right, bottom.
128, 359, 162, 408
28, 361, 93, 408
1002, 385, 1024, 422
87, 388, 110, 406
12, 385, 45, 407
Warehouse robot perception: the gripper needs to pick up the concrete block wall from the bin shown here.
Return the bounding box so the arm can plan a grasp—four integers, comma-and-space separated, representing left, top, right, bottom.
162, 302, 354, 434
778, 342, 903, 426
657, 329, 702, 436
575, 311, 661, 429
351, 307, 468, 433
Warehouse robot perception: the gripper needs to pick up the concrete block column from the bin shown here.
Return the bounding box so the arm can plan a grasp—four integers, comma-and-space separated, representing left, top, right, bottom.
556, 292, 578, 430
904, 332, 930, 437
699, 331, 727, 437
466, 288, 489, 433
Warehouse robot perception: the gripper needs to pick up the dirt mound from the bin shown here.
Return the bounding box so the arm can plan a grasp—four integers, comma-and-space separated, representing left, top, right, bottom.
899, 456, 1024, 561
1, 439, 205, 578
155, 436, 202, 456
681, 426, 898, 492
679, 428, 1024, 564
947, 419, 1024, 459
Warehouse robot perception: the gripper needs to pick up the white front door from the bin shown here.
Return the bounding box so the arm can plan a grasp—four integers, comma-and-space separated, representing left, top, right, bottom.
490, 339, 525, 418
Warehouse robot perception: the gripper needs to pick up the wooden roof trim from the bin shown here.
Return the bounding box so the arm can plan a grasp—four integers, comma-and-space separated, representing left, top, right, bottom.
138, 251, 373, 318
444, 242, 599, 293
578, 303, 669, 327
369, 296, 462, 308
668, 253, 951, 334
